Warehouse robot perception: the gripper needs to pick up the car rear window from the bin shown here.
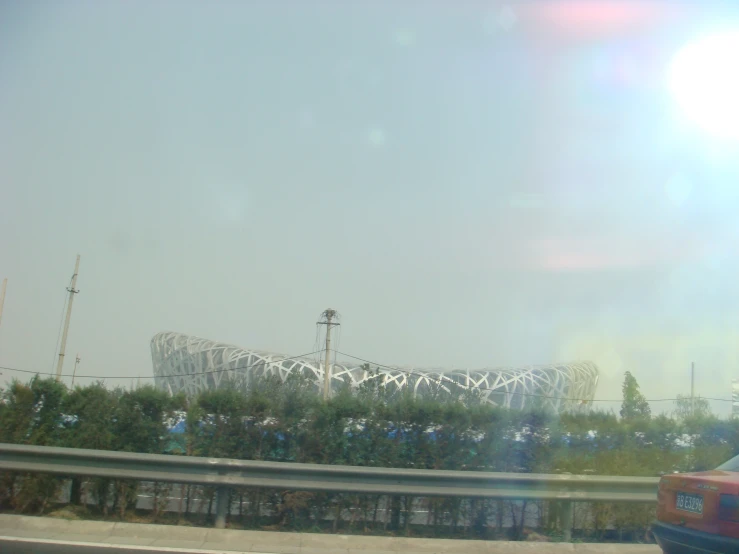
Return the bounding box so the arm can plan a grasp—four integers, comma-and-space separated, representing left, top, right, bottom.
717, 456, 739, 472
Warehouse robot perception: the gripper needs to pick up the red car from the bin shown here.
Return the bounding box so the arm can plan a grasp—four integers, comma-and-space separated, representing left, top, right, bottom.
653, 454, 739, 553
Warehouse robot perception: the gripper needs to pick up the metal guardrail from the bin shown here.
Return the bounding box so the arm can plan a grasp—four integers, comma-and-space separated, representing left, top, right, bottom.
0, 443, 659, 538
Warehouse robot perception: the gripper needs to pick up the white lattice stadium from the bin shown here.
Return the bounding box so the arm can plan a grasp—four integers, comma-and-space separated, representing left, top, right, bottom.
151, 332, 599, 412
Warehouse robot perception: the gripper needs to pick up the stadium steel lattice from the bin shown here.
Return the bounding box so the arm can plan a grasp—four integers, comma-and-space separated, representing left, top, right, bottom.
151, 332, 599, 412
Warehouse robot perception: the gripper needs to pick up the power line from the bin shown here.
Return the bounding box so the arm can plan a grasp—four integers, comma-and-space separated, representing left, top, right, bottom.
335, 350, 735, 404
0, 350, 324, 381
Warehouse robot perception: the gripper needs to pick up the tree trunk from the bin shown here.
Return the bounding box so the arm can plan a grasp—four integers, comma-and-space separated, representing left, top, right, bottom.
38, 495, 49, 515
472, 499, 487, 538
253, 489, 262, 524
70, 478, 82, 506
390, 495, 401, 530
332, 500, 341, 533
117, 484, 126, 520
403, 496, 413, 537
509, 502, 519, 540
538, 500, 544, 530
349, 497, 359, 529
372, 496, 380, 528
177, 484, 185, 521
153, 482, 159, 518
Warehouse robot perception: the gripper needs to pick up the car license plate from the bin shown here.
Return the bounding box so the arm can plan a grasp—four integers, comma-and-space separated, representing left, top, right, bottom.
676, 492, 704, 515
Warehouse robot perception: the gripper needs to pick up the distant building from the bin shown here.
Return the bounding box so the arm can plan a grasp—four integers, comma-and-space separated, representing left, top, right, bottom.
151, 331, 599, 413
733, 380, 739, 417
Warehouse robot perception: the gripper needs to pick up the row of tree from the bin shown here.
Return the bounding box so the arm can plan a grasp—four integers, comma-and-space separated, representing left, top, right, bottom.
0, 370, 734, 541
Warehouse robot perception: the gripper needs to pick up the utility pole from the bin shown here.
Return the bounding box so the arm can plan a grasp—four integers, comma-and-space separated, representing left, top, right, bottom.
317, 309, 339, 400
72, 354, 81, 386
55, 255, 81, 382
0, 278, 6, 332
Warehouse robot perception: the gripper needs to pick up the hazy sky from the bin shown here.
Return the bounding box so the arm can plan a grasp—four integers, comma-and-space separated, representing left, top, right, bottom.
2, 1, 739, 415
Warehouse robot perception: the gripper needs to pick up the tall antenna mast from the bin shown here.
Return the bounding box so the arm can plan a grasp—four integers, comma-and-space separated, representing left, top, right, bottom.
317, 309, 339, 400
0, 278, 7, 333
72, 354, 81, 386
55, 255, 81, 382
691, 361, 695, 417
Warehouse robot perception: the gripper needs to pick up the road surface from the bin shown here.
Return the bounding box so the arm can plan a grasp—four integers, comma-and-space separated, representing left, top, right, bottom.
0, 537, 235, 553
0, 514, 661, 554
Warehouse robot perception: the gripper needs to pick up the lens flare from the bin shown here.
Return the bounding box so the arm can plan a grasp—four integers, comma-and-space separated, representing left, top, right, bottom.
669, 30, 739, 141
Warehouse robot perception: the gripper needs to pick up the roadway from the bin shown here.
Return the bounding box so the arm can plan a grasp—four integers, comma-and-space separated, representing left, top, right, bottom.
0, 537, 662, 554
0, 538, 230, 553
0, 514, 661, 554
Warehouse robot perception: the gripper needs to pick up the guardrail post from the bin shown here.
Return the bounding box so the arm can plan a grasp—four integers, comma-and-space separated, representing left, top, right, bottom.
215, 486, 229, 529
561, 500, 573, 542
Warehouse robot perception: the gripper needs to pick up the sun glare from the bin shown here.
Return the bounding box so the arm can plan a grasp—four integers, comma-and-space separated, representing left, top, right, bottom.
669, 30, 739, 141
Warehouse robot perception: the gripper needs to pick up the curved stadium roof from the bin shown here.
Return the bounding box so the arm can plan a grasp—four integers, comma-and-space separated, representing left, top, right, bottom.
151, 331, 599, 412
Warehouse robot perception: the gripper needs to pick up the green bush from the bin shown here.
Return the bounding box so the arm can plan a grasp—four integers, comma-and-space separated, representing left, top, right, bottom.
1, 372, 738, 542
